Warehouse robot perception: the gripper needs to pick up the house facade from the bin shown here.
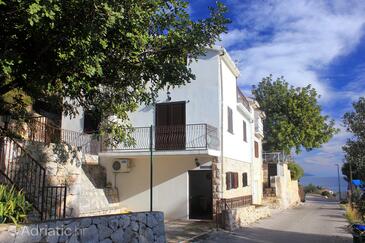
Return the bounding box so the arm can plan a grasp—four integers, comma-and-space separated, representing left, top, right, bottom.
61, 47, 265, 220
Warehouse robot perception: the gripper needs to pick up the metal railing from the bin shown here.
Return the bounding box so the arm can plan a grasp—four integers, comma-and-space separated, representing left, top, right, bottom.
215, 195, 253, 229
13, 116, 101, 155
263, 151, 293, 164
104, 124, 219, 152
103, 124, 220, 151
0, 137, 67, 220
237, 87, 251, 112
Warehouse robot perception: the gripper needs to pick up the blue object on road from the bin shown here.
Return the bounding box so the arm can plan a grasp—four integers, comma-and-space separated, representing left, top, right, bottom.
353, 224, 365, 232
352, 224, 365, 243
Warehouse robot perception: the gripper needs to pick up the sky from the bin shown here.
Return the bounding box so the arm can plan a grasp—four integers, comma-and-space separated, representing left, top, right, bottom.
189, 0, 365, 177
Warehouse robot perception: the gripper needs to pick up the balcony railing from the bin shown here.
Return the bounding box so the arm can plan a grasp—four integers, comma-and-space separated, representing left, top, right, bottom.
103, 124, 220, 152
263, 152, 293, 164
237, 87, 251, 112
255, 122, 264, 136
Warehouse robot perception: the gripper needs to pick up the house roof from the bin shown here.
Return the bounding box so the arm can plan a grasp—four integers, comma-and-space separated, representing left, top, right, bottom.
207, 46, 240, 78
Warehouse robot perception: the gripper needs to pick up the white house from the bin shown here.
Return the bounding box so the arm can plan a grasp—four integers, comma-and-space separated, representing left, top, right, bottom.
62, 46, 265, 220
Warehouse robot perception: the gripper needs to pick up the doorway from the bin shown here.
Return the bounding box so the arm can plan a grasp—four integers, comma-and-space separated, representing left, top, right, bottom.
155, 102, 186, 150
189, 170, 212, 220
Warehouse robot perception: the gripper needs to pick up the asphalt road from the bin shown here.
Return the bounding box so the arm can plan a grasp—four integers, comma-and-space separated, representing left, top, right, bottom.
195, 195, 352, 243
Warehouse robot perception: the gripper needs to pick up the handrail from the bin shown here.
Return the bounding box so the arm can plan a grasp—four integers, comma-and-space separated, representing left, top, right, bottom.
0, 137, 67, 220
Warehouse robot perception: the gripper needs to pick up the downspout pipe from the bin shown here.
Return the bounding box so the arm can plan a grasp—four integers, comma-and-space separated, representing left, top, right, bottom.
219, 50, 225, 199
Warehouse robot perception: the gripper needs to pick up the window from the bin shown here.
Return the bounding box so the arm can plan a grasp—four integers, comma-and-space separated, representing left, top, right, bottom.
242, 173, 248, 187
243, 120, 247, 142
83, 110, 101, 134
226, 172, 238, 190
227, 107, 233, 134
254, 141, 259, 158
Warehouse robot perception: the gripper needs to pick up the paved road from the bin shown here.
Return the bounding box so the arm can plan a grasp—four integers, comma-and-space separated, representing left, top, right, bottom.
195, 195, 352, 243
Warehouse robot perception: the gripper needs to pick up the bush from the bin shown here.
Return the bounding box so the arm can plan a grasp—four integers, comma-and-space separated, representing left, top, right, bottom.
304, 183, 320, 194
288, 162, 304, 180
321, 191, 331, 197
0, 185, 31, 224
345, 203, 363, 224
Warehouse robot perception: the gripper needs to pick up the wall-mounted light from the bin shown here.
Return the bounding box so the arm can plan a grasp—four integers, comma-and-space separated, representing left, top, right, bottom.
195, 158, 200, 167
166, 91, 172, 102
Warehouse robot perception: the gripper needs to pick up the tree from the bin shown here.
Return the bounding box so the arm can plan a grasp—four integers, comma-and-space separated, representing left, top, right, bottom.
288, 162, 304, 180
342, 97, 365, 181
0, 0, 229, 144
252, 75, 338, 154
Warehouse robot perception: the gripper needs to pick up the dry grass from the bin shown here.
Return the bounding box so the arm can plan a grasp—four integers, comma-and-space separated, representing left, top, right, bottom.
344, 204, 363, 224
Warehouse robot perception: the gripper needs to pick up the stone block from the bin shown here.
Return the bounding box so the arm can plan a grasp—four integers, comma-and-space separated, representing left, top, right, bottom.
108, 218, 119, 231
98, 224, 113, 240
80, 225, 98, 243
110, 228, 124, 242
146, 214, 158, 228
130, 221, 139, 232
80, 218, 92, 228
136, 213, 147, 225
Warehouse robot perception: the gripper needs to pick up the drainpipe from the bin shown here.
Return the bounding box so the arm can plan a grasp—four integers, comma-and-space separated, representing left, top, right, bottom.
219, 50, 225, 199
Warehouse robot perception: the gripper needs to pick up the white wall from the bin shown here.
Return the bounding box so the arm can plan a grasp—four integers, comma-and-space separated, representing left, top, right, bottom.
61, 98, 84, 132
99, 155, 214, 220
128, 50, 220, 129
221, 60, 253, 163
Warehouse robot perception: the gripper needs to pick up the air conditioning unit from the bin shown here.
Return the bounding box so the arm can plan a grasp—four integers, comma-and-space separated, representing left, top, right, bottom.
112, 159, 131, 173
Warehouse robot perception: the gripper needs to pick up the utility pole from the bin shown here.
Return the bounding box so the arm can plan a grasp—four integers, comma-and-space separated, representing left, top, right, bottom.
149, 125, 153, 212
335, 164, 341, 201
349, 160, 353, 209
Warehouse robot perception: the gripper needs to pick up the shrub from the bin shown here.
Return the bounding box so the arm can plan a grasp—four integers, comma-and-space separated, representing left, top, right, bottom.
288, 162, 304, 180
321, 191, 331, 197
345, 203, 363, 224
304, 183, 320, 194
0, 185, 31, 224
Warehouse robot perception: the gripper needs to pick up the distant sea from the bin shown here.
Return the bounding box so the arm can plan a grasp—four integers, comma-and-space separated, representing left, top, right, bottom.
300, 176, 348, 193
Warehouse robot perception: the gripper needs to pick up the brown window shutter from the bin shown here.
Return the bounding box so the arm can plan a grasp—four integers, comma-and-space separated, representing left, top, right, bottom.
233, 173, 238, 188
255, 141, 259, 158
242, 173, 248, 187
226, 172, 231, 190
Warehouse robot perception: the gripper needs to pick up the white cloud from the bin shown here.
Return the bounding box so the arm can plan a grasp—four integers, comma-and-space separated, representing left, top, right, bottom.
218, 29, 247, 48
221, 0, 365, 101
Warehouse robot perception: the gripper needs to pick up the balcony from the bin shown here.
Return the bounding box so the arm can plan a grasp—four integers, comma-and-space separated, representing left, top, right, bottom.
102, 124, 220, 153
255, 121, 264, 138
236, 87, 251, 112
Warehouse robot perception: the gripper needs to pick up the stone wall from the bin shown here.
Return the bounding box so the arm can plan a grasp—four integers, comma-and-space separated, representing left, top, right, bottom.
272, 164, 300, 209
233, 205, 271, 227
0, 212, 166, 243
24, 141, 123, 217
221, 205, 271, 230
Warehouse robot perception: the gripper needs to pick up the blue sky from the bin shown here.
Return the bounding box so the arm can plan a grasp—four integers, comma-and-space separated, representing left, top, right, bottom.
189, 0, 365, 177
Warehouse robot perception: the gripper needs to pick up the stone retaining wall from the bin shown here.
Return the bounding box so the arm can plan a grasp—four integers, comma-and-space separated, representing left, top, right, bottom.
0, 211, 166, 243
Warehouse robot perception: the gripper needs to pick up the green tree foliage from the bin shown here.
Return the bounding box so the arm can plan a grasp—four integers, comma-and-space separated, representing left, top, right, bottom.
0, 0, 229, 143
342, 97, 365, 181
288, 162, 304, 180
303, 183, 323, 194
252, 75, 338, 154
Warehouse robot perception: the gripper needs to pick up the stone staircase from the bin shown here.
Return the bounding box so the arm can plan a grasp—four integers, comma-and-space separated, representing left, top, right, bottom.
263, 187, 276, 197
76, 154, 127, 216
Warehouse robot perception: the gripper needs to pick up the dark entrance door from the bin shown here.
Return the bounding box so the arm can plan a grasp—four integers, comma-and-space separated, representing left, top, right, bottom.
155, 102, 186, 150
268, 163, 277, 187
189, 170, 212, 220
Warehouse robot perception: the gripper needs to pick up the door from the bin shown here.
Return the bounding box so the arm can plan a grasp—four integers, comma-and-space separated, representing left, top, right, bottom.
189, 170, 213, 220
155, 102, 186, 150
268, 163, 277, 187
